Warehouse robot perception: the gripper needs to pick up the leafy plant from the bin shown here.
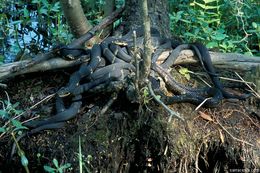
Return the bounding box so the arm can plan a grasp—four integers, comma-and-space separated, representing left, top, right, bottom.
0, 92, 29, 172
169, 0, 259, 55
179, 67, 191, 80
0, 94, 26, 133
44, 158, 71, 173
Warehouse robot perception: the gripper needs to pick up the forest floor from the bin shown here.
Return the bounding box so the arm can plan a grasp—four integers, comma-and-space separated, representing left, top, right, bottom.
0, 70, 259, 173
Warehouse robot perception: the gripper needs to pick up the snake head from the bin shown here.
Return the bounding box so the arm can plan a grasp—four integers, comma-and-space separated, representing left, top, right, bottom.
57, 87, 70, 97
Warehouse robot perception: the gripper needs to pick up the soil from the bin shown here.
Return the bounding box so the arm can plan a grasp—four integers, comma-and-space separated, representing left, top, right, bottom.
0, 70, 259, 173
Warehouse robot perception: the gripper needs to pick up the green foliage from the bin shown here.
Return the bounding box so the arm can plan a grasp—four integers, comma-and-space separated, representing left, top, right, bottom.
179, 67, 191, 80
169, 0, 259, 55
44, 158, 71, 173
0, 92, 30, 172
81, 0, 125, 25
0, 93, 28, 146
142, 87, 151, 104
0, 0, 72, 63
0, 95, 25, 132
31, 0, 72, 43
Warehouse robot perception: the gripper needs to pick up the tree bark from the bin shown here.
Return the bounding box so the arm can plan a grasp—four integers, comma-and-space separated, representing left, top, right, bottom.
123, 0, 171, 37
102, 0, 115, 37
140, 0, 152, 82
60, 0, 92, 38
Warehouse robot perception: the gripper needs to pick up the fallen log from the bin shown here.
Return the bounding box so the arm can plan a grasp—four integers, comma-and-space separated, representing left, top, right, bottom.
174, 50, 260, 71
0, 51, 259, 81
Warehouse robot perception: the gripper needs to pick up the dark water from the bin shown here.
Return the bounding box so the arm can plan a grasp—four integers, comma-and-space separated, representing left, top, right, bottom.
0, 3, 57, 63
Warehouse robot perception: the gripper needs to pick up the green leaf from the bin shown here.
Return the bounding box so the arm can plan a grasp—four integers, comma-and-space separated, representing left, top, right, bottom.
11, 119, 23, 128
13, 126, 28, 132
204, 5, 220, 10
0, 127, 6, 133
32, 0, 40, 3
252, 22, 258, 29
44, 165, 56, 173
59, 163, 71, 170
0, 110, 8, 118
41, 0, 49, 7
23, 7, 29, 18
219, 43, 228, 49
13, 109, 23, 115
143, 88, 149, 97
51, 2, 60, 12
12, 102, 20, 109
39, 7, 48, 15
211, 32, 226, 41
0, 55, 4, 63
194, 2, 206, 9
203, 0, 217, 4
179, 67, 189, 75
206, 19, 220, 24
4, 100, 10, 106
179, 19, 192, 24
179, 67, 190, 80
53, 158, 59, 168
184, 74, 191, 80
194, 2, 220, 9
206, 41, 218, 48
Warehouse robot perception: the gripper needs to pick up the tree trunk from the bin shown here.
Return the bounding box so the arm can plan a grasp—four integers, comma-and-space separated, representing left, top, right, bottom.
102, 0, 115, 37
60, 0, 92, 38
123, 0, 171, 37
140, 0, 152, 82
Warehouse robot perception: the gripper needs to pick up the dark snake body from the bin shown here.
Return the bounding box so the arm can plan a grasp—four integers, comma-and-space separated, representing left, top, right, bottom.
22, 27, 250, 138
152, 42, 250, 105
57, 44, 102, 97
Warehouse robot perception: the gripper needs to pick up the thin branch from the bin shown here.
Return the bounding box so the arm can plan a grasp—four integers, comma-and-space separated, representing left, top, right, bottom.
133, 30, 140, 92
99, 93, 118, 116
216, 120, 254, 146
235, 72, 260, 98
195, 97, 212, 111
148, 82, 184, 121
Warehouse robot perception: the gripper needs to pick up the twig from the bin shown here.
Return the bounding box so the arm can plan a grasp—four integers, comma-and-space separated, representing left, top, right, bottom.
235, 72, 260, 98
21, 115, 40, 125
216, 120, 254, 146
219, 76, 255, 86
133, 30, 140, 92
29, 93, 56, 110
148, 82, 184, 121
195, 97, 212, 111
99, 93, 118, 116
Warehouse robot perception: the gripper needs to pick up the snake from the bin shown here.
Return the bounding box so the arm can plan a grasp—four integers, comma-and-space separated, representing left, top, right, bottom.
21, 27, 251, 138
57, 44, 102, 97
152, 42, 251, 106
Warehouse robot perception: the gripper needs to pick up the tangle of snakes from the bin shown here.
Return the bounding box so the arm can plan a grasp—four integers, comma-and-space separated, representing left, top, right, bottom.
23, 28, 251, 135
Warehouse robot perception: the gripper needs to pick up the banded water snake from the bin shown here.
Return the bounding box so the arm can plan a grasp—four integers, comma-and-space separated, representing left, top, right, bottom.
23, 27, 251, 136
